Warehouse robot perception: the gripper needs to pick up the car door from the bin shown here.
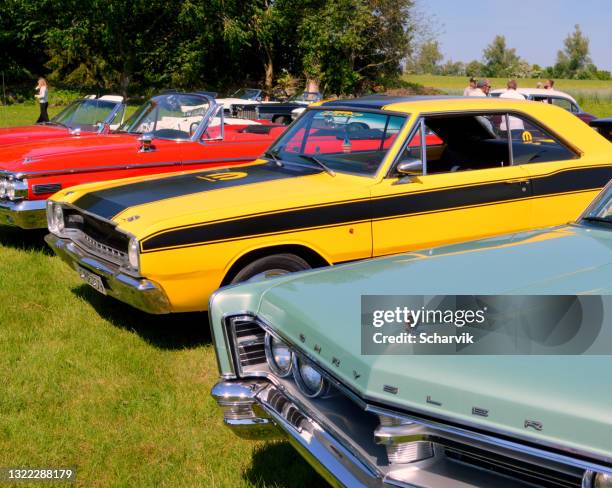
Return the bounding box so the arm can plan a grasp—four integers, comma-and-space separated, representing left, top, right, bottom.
510, 114, 612, 226
371, 113, 533, 256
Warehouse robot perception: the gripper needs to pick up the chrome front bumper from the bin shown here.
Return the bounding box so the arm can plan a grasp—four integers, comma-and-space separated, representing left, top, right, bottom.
0, 199, 47, 229
212, 380, 378, 488
213, 379, 588, 488
45, 233, 172, 314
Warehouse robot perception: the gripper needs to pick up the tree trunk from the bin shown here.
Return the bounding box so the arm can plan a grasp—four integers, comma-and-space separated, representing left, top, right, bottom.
264, 51, 273, 95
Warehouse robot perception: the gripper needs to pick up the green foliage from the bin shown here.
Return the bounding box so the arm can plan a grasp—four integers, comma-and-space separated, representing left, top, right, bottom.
482, 35, 523, 78
409, 40, 444, 74
554, 24, 592, 79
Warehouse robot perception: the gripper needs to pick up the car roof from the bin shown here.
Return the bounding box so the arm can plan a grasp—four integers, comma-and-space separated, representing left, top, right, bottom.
319, 95, 462, 110
490, 88, 577, 102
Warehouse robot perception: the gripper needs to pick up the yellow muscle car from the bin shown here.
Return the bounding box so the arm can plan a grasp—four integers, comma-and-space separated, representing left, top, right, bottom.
45, 96, 612, 313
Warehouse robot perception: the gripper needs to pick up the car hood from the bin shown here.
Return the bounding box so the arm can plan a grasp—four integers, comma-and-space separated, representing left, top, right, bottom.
253, 225, 612, 460
0, 125, 81, 146
0, 133, 140, 173
61, 161, 371, 244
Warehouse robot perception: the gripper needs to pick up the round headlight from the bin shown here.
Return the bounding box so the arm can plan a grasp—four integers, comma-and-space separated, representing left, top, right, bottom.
0, 179, 7, 199
128, 237, 140, 270
53, 204, 64, 232
595, 473, 612, 488
292, 354, 328, 398
265, 333, 293, 377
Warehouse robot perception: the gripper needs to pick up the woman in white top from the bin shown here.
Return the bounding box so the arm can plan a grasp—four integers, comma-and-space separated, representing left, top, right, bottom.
35, 78, 49, 123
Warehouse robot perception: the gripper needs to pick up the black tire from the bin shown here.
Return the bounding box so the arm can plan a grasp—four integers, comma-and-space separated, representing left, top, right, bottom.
230, 253, 311, 284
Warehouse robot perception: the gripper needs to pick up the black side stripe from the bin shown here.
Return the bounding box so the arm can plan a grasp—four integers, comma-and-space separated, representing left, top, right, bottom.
73, 162, 320, 219
141, 165, 612, 252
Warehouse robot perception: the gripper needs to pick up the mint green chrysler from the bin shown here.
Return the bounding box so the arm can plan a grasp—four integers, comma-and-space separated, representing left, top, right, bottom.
210, 183, 612, 487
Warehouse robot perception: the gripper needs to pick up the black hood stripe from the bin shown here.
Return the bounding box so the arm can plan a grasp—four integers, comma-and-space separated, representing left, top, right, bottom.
141, 164, 612, 252
72, 162, 320, 219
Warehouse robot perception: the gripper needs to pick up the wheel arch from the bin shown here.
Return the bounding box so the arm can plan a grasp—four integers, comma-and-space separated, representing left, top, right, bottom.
221, 243, 332, 286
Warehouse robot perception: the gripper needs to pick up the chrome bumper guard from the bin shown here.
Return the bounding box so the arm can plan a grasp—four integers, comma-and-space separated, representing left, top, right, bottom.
0, 200, 47, 229
45, 234, 172, 314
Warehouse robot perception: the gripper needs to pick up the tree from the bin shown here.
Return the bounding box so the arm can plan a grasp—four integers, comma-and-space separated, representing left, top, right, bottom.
410, 40, 443, 74
465, 60, 485, 77
554, 24, 592, 79
482, 35, 521, 78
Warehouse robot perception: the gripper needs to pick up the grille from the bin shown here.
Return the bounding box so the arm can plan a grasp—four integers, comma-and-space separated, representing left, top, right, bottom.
445, 443, 583, 488
32, 183, 62, 195
64, 209, 130, 266
229, 317, 266, 370
236, 107, 258, 120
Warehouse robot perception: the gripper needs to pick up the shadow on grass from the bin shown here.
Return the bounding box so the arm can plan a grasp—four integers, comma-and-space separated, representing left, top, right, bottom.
243, 442, 329, 487
0, 226, 51, 254
72, 284, 211, 350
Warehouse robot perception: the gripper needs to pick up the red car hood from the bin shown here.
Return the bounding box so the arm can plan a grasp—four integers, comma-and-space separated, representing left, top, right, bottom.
0, 125, 95, 146
0, 133, 142, 173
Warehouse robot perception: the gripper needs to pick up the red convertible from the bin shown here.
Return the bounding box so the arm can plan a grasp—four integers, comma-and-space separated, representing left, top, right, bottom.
0, 95, 126, 146
0, 92, 285, 229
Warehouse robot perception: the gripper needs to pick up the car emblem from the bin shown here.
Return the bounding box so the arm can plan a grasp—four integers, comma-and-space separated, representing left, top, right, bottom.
472, 407, 489, 417
332, 357, 341, 367
314, 344, 321, 354
524, 420, 543, 431
426, 395, 442, 406
299, 334, 305, 343
126, 215, 140, 222
197, 171, 247, 182
383, 385, 398, 394
352, 370, 361, 380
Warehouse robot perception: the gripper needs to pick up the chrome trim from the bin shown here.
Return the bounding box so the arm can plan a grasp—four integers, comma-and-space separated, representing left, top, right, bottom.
264, 332, 293, 377
4, 155, 256, 180
0, 199, 47, 229
45, 234, 172, 314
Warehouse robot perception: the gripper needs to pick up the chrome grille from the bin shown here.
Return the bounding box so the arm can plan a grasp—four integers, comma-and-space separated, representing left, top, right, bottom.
445, 444, 583, 488
229, 316, 266, 370
236, 108, 258, 120
75, 233, 128, 262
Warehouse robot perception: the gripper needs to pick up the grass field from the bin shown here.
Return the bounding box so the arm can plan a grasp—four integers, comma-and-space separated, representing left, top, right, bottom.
404, 74, 612, 118
0, 106, 325, 487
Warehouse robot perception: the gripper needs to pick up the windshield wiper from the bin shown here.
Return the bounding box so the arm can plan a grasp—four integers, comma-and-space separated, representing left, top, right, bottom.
296, 153, 335, 177
582, 216, 612, 225
264, 149, 284, 167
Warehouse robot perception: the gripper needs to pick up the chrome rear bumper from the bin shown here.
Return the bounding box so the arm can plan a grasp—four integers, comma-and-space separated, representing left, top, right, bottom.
0, 200, 46, 229
45, 233, 172, 314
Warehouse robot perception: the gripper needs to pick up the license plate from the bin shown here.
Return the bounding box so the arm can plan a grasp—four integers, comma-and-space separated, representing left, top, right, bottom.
76, 265, 106, 295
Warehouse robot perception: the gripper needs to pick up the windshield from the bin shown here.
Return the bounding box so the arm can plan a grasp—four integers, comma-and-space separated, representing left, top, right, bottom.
118, 93, 211, 140
231, 89, 261, 100
266, 108, 407, 176
51, 99, 120, 130
289, 92, 321, 102
579, 183, 612, 227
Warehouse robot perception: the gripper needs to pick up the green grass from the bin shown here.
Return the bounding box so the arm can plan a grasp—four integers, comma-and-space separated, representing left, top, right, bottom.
0, 108, 327, 486
404, 74, 612, 118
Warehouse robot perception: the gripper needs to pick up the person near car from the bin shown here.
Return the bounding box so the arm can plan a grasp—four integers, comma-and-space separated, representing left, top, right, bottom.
35, 78, 49, 123
463, 77, 477, 96
499, 79, 525, 135
468, 79, 490, 97
544, 79, 555, 90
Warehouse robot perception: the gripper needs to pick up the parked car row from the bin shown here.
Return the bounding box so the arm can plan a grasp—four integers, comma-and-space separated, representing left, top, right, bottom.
2, 90, 612, 487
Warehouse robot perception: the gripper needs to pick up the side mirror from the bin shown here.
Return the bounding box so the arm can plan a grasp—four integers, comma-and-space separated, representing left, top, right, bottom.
397, 158, 423, 175
69, 127, 82, 136
138, 133, 155, 152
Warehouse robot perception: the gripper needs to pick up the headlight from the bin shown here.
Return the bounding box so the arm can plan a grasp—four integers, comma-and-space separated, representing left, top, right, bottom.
128, 237, 140, 270
6, 180, 15, 200
7, 179, 27, 200
0, 178, 7, 199
46, 202, 64, 233
264, 333, 293, 377
292, 354, 328, 398
595, 472, 612, 488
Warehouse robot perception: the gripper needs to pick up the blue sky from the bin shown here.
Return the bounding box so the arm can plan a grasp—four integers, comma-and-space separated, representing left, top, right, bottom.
421, 0, 612, 71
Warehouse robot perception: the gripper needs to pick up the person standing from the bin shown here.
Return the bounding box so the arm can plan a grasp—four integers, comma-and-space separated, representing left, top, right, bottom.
468, 79, 491, 97
463, 77, 477, 96
35, 78, 49, 123
543, 79, 555, 90
500, 79, 525, 136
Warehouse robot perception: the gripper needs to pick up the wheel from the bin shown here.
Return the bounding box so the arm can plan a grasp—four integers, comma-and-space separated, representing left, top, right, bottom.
230, 254, 311, 284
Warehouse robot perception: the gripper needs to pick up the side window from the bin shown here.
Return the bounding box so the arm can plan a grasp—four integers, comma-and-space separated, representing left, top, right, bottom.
396, 114, 510, 175
394, 112, 577, 176
550, 97, 572, 112
509, 115, 577, 164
